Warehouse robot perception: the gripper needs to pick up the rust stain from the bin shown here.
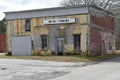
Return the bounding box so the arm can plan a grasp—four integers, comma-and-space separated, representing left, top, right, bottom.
19, 19, 22, 33
34, 27, 49, 35
20, 20, 23, 33
35, 18, 40, 26
16, 20, 19, 33
35, 27, 40, 34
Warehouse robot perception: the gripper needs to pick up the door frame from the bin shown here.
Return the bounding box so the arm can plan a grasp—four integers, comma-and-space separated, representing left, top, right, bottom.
55, 37, 65, 55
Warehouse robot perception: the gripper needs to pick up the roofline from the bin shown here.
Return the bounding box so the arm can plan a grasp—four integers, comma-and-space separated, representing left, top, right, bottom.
4, 5, 114, 15
4, 5, 90, 14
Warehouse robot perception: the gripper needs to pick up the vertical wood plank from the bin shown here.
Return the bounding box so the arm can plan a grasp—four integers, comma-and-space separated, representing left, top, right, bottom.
34, 35, 41, 50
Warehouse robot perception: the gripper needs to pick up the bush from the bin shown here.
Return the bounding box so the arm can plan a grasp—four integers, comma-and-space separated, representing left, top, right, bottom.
34, 50, 52, 56
65, 50, 82, 55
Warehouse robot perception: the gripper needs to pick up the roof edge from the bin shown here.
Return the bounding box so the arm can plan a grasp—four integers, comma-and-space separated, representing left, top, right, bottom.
4, 5, 114, 16
4, 5, 90, 14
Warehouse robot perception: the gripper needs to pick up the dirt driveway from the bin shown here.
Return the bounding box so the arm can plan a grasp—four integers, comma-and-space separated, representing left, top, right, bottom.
0, 58, 87, 80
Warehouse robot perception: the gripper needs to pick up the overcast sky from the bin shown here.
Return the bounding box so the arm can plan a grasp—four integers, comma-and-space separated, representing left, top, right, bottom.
0, 0, 62, 20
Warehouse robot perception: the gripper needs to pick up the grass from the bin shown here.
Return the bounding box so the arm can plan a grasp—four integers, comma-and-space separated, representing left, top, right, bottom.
0, 53, 120, 62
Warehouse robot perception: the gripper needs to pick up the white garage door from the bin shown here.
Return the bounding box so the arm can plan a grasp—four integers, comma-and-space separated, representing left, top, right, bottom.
12, 36, 32, 56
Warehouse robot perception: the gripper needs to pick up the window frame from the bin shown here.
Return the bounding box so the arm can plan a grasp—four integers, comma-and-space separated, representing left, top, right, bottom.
25, 19, 31, 31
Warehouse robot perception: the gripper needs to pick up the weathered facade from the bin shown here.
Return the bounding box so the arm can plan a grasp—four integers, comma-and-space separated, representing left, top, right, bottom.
5, 5, 115, 56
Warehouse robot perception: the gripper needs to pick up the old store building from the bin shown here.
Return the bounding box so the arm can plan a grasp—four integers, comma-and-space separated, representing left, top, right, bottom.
5, 5, 115, 56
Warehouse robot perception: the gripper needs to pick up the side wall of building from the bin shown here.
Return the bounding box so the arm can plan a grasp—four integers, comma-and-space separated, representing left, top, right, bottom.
90, 8, 115, 55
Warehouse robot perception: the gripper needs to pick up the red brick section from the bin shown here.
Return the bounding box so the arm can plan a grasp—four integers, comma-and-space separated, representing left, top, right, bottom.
90, 27, 102, 55
91, 15, 115, 30
89, 14, 115, 55
0, 34, 6, 53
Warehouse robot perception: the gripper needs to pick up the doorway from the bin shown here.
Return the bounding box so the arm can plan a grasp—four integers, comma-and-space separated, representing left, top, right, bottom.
56, 37, 64, 55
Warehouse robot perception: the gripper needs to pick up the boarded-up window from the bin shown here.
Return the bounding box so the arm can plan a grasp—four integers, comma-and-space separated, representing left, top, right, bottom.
25, 19, 31, 31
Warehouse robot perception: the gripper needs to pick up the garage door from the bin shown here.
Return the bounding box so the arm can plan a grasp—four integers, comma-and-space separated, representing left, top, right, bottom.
12, 36, 32, 56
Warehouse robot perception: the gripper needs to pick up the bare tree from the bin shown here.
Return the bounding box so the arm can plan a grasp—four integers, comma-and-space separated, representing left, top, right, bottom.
60, 0, 120, 26
60, 0, 120, 10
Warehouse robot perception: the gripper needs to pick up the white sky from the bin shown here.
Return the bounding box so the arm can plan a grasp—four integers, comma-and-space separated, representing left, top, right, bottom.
0, 0, 62, 20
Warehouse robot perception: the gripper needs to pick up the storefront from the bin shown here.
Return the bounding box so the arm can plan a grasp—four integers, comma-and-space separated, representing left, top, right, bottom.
5, 5, 115, 56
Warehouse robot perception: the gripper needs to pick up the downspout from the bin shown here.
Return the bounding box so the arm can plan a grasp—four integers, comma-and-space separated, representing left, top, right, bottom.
87, 5, 91, 53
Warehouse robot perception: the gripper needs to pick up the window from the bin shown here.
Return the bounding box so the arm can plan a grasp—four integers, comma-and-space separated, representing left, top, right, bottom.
25, 19, 31, 31
74, 34, 81, 49
41, 35, 47, 50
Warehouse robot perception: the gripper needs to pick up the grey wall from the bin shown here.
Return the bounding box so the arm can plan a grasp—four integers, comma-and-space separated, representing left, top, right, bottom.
12, 36, 32, 56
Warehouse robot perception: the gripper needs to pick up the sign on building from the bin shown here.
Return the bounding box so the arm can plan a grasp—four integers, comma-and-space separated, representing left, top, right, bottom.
43, 18, 76, 24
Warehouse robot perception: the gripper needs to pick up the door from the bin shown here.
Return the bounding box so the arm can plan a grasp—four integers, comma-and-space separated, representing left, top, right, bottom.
12, 36, 32, 56
56, 38, 64, 55
74, 34, 81, 50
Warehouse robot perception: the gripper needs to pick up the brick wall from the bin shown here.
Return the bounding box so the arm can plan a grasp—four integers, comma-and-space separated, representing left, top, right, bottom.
0, 34, 6, 53
91, 15, 115, 30
90, 27, 102, 55
89, 14, 115, 55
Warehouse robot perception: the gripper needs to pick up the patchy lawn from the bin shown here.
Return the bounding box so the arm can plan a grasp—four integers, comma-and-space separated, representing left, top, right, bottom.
0, 53, 120, 62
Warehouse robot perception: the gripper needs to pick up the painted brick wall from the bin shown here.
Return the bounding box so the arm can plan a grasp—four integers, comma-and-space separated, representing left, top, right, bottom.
91, 15, 115, 30
90, 14, 115, 54
90, 27, 102, 55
